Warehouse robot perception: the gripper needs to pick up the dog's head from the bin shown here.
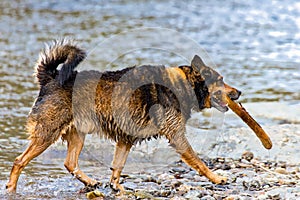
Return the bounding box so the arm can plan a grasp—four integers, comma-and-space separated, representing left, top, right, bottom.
191, 55, 241, 112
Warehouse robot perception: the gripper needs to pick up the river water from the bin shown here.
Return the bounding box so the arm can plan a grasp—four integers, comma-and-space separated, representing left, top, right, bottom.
0, 0, 299, 199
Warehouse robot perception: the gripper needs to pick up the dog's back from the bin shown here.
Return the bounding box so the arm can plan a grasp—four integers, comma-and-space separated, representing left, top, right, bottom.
31, 39, 201, 145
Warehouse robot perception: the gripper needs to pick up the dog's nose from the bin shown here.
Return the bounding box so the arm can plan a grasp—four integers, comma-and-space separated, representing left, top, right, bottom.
237, 90, 242, 98
230, 89, 241, 100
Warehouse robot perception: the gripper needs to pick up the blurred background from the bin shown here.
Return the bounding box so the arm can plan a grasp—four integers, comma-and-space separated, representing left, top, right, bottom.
0, 0, 299, 198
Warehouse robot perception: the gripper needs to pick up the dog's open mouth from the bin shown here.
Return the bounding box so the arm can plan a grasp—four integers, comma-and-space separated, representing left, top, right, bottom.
211, 98, 229, 112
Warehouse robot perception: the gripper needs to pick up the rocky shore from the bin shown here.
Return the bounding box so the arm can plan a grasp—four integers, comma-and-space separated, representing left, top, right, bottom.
83, 102, 300, 199
85, 152, 300, 199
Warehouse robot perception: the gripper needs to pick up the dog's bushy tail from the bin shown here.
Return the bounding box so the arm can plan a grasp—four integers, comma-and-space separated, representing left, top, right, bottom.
36, 39, 86, 86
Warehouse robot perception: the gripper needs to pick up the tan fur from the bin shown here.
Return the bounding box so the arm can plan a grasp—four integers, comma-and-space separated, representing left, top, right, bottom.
165, 67, 187, 85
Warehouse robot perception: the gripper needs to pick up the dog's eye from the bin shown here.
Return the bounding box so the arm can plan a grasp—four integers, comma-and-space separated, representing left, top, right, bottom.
214, 90, 222, 96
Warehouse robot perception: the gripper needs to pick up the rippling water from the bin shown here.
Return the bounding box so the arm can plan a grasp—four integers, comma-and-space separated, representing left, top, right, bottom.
0, 0, 299, 198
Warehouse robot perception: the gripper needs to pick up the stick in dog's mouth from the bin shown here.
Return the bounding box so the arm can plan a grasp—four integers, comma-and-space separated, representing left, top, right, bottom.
226, 95, 273, 149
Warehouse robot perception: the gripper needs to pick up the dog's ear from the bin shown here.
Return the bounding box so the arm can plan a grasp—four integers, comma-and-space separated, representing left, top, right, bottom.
191, 55, 216, 81
191, 55, 206, 71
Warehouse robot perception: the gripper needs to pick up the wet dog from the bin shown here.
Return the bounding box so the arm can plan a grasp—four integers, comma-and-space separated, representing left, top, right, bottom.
6, 40, 241, 193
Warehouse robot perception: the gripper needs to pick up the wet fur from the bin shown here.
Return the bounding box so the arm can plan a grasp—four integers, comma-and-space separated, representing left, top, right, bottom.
6, 40, 241, 193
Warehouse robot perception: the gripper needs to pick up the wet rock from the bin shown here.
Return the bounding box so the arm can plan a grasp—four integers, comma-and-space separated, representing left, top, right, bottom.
266, 190, 281, 200
81, 156, 300, 199
122, 182, 138, 190
142, 175, 158, 183
86, 190, 105, 199
170, 180, 183, 188
158, 189, 171, 197
170, 166, 189, 174
241, 151, 254, 162
200, 195, 215, 200
223, 195, 242, 200
213, 193, 223, 200
274, 167, 288, 175
184, 190, 201, 199
134, 190, 155, 199
170, 196, 186, 200
242, 179, 262, 191
139, 182, 160, 192
158, 173, 175, 183
257, 194, 268, 200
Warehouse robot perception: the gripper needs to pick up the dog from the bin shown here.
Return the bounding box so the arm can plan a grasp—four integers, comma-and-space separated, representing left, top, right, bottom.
6, 39, 241, 193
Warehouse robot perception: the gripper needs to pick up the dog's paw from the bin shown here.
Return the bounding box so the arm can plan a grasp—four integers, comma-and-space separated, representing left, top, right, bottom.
5, 183, 16, 194
79, 182, 102, 193
212, 175, 227, 185
110, 182, 124, 192
110, 182, 126, 196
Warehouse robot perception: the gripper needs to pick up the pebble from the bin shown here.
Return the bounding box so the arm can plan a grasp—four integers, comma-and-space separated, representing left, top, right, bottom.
223, 195, 241, 200
200, 195, 215, 200
123, 182, 138, 190
241, 151, 254, 162
84, 155, 300, 199
134, 190, 155, 199
274, 167, 288, 175
184, 190, 201, 199
266, 190, 281, 200
86, 190, 105, 199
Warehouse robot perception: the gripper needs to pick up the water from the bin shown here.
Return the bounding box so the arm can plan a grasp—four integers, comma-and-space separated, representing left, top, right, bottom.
0, 0, 299, 198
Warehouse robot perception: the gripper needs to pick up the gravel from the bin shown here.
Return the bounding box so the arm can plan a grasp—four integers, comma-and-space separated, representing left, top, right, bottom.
85, 151, 300, 199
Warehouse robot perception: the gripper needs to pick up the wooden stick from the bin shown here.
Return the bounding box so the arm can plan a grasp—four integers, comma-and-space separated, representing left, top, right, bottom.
226, 96, 273, 149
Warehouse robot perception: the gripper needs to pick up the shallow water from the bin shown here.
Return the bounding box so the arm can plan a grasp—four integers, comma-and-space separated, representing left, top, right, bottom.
0, 0, 299, 198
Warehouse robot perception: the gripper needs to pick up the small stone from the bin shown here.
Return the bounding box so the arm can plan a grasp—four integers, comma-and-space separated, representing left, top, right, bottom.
184, 190, 201, 199
134, 190, 155, 199
168, 180, 182, 189
266, 190, 281, 200
275, 167, 288, 175
159, 189, 171, 197
265, 177, 279, 184
170, 196, 186, 200
223, 195, 241, 200
86, 190, 105, 199
170, 167, 189, 173
158, 173, 175, 183
241, 151, 254, 162
200, 195, 215, 200
217, 157, 225, 163
282, 136, 289, 143
257, 194, 268, 200
142, 175, 158, 183
213, 194, 223, 200
177, 183, 193, 192
122, 182, 138, 190
140, 182, 160, 192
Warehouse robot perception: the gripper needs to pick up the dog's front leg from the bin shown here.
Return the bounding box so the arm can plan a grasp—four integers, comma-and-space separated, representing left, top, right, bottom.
167, 132, 227, 184
110, 140, 132, 193
180, 146, 227, 184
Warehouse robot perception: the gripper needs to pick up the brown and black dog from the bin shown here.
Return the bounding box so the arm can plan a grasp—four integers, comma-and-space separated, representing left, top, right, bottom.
6, 40, 241, 193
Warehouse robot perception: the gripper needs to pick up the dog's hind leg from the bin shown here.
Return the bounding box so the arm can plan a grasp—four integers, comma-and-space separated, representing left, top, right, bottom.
110, 140, 132, 193
6, 138, 52, 193
168, 133, 227, 185
63, 127, 98, 187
